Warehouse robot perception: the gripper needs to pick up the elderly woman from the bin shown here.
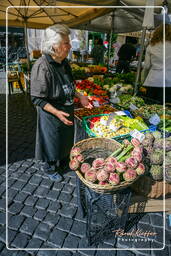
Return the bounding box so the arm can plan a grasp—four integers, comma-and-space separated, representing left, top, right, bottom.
31, 24, 91, 182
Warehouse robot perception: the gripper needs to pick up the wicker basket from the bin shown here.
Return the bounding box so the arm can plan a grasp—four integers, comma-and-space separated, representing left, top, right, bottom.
71, 137, 140, 194
131, 175, 171, 199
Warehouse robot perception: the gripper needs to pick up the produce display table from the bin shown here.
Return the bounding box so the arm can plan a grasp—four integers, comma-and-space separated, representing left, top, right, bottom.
77, 178, 132, 245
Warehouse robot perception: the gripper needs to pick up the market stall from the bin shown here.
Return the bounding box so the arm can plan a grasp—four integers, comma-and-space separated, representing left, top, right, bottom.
1, 0, 171, 246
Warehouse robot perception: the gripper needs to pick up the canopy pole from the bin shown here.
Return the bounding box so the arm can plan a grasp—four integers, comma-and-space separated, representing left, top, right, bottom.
24, 20, 31, 73
134, 27, 147, 95
108, 11, 115, 69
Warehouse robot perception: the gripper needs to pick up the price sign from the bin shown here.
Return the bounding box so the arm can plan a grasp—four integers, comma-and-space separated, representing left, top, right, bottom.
129, 103, 138, 111
93, 101, 100, 107
149, 114, 160, 126
130, 129, 145, 142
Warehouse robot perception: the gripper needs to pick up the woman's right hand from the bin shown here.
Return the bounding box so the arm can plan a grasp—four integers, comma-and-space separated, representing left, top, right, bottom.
56, 110, 73, 126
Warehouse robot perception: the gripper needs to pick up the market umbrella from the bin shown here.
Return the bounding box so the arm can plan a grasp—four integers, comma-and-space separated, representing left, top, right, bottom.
0, 1, 114, 76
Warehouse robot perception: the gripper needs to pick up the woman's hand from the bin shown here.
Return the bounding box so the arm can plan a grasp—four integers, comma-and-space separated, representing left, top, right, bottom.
56, 110, 73, 126
79, 95, 93, 109
43, 103, 73, 126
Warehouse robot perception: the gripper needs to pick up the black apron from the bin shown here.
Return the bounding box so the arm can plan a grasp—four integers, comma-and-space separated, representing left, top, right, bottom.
35, 104, 74, 162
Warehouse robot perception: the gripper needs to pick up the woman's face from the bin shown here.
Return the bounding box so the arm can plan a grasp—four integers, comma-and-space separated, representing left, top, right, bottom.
53, 35, 71, 61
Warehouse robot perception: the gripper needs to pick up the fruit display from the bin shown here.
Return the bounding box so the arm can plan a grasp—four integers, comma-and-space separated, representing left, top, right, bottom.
74, 105, 117, 120
118, 94, 145, 109
69, 138, 145, 187
133, 105, 171, 121
85, 114, 149, 139
142, 132, 171, 183
75, 79, 108, 97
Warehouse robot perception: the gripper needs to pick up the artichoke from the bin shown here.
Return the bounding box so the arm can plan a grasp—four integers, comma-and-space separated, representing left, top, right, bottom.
150, 165, 163, 181
150, 151, 163, 165
165, 165, 171, 184
165, 139, 171, 152
144, 133, 155, 143
153, 138, 163, 150
152, 131, 162, 140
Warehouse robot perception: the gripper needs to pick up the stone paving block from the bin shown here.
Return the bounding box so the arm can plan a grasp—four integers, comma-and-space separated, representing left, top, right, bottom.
56, 217, 73, 232
0, 186, 6, 197
47, 201, 61, 214
29, 175, 43, 186
43, 213, 60, 227
47, 228, 67, 247
70, 221, 86, 239
0, 227, 5, 243
34, 209, 47, 221
22, 161, 34, 168
69, 177, 76, 186
58, 192, 72, 203
26, 237, 43, 249
151, 229, 170, 247
57, 251, 73, 256
92, 249, 115, 256
166, 214, 171, 230
62, 184, 75, 194
150, 213, 164, 228
20, 205, 37, 218
13, 192, 28, 204
20, 217, 39, 236
40, 179, 54, 188
78, 237, 97, 255
115, 250, 135, 256
10, 172, 23, 180
8, 188, 18, 201
24, 195, 38, 207
0, 212, 5, 225
138, 213, 151, 225
58, 205, 77, 219
72, 188, 78, 198
34, 187, 50, 198
52, 182, 64, 191
151, 246, 169, 256
35, 198, 50, 210
70, 197, 78, 207
0, 168, 6, 175
17, 171, 30, 181
62, 233, 80, 248
26, 167, 37, 175
33, 223, 51, 241
8, 215, 25, 231
74, 208, 86, 224
11, 232, 31, 248
61, 176, 70, 184
32, 162, 41, 171
46, 190, 60, 201
8, 202, 24, 215
37, 246, 58, 256
7, 229, 17, 245
8, 165, 20, 172
22, 183, 37, 195
1, 247, 22, 256
7, 178, 16, 187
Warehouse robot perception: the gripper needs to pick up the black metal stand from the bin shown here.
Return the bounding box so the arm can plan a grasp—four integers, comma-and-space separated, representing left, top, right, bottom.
77, 177, 132, 245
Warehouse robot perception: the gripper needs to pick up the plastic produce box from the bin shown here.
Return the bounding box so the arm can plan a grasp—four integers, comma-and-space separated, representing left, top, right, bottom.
82, 111, 156, 142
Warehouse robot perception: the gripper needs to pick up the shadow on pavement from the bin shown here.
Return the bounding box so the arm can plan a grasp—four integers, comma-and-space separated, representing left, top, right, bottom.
0, 93, 36, 166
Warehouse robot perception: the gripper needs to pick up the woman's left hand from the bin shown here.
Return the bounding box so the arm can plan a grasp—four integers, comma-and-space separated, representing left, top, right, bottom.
80, 95, 93, 109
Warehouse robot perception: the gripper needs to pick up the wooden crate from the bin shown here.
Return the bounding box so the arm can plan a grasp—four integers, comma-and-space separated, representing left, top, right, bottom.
128, 195, 171, 213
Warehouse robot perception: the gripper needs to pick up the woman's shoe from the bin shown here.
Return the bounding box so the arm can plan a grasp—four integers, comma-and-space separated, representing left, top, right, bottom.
47, 172, 63, 182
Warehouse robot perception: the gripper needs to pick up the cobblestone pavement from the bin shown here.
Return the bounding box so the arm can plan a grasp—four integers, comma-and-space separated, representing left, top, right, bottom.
0, 94, 171, 256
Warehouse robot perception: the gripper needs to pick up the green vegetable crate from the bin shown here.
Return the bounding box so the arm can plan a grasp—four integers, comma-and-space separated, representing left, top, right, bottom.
82, 112, 156, 143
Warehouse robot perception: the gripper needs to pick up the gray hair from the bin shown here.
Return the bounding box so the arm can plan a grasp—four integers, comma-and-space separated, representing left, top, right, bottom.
41, 24, 70, 55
